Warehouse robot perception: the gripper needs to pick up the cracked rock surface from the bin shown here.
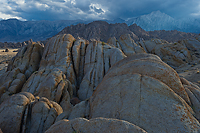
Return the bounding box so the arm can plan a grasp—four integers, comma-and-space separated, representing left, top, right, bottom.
78, 41, 126, 100
90, 73, 200, 132
105, 54, 191, 104
138, 39, 194, 68
1, 33, 200, 133
45, 117, 147, 133
0, 42, 44, 104
107, 34, 146, 56
0, 92, 62, 133
21, 34, 126, 110
7, 41, 44, 79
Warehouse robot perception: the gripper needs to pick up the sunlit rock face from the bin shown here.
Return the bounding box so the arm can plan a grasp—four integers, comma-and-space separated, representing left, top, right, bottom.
0, 41, 44, 104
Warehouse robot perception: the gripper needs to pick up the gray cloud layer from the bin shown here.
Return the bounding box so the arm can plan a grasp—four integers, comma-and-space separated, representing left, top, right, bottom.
0, 0, 200, 21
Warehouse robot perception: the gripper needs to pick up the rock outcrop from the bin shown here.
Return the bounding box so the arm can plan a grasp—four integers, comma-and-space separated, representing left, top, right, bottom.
180, 77, 200, 121
105, 54, 191, 104
78, 41, 126, 100
0, 42, 44, 103
0, 92, 62, 133
107, 34, 146, 56
89, 55, 200, 132
107, 35, 197, 68
180, 37, 200, 58
21, 34, 126, 111
0, 68, 26, 103
1, 33, 200, 133
7, 41, 44, 78
45, 118, 147, 133
21, 34, 76, 111
137, 39, 194, 68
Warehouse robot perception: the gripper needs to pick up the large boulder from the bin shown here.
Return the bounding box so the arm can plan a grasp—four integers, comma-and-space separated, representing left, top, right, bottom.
0, 92, 62, 133
105, 54, 191, 104
0, 68, 26, 103
22, 68, 73, 111
0, 92, 34, 133
90, 73, 200, 132
45, 118, 147, 133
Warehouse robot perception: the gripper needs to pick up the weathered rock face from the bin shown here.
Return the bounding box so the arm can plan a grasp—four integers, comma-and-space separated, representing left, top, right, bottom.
180, 38, 200, 58
90, 74, 200, 133
0, 68, 26, 103
180, 77, 200, 122
105, 54, 191, 104
22, 68, 73, 111
0, 42, 44, 103
22, 34, 76, 111
7, 41, 44, 79
138, 39, 193, 68
55, 99, 90, 122
45, 118, 147, 133
0, 92, 34, 133
22, 34, 126, 109
78, 41, 126, 100
0, 92, 62, 133
1, 33, 200, 133
107, 35, 196, 68
107, 34, 146, 56
89, 55, 200, 132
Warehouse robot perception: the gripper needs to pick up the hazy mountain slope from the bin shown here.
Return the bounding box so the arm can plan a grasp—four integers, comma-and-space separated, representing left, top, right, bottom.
0, 19, 87, 42
127, 11, 177, 31
127, 11, 200, 33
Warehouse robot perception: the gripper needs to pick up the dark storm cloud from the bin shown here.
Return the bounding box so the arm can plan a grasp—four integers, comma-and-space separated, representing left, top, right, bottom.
0, 0, 200, 21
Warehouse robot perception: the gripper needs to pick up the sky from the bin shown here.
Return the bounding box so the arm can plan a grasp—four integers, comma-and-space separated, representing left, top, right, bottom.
0, 0, 200, 21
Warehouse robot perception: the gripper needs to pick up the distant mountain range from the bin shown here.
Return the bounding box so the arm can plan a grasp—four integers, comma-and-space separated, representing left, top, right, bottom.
57, 21, 197, 43
0, 11, 199, 42
0, 19, 89, 42
125, 11, 200, 33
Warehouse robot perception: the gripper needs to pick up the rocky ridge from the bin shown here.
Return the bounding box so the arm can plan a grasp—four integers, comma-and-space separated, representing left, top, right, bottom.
1, 34, 200, 132
58, 21, 198, 43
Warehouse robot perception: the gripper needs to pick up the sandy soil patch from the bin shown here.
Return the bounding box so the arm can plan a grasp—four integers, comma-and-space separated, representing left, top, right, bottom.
0, 48, 19, 75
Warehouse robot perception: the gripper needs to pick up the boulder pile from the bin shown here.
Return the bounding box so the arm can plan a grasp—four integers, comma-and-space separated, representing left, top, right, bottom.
1, 34, 200, 133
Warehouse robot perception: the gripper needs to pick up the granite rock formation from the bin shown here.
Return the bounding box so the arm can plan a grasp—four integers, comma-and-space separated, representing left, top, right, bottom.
0, 92, 62, 133
0, 34, 200, 133
0, 41, 44, 103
